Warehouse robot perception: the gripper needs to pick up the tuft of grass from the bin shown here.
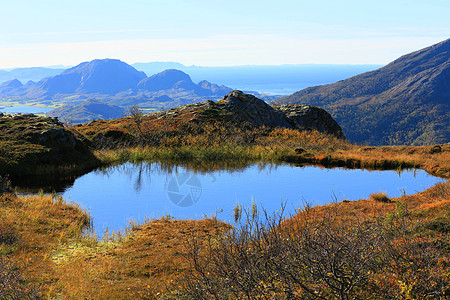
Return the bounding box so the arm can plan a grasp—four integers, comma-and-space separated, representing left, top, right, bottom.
369, 191, 391, 203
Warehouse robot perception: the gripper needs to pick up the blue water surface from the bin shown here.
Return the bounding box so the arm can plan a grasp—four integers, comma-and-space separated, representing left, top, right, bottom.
0, 106, 52, 114
60, 162, 443, 234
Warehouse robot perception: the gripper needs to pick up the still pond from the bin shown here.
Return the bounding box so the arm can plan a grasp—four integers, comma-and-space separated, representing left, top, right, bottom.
53, 162, 443, 234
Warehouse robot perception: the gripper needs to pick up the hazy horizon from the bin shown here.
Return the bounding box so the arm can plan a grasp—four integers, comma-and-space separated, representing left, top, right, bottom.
0, 61, 382, 95
0, 61, 383, 71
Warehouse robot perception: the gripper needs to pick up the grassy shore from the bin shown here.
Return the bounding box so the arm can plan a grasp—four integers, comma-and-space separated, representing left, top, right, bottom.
92, 142, 450, 178
1, 178, 448, 298
2, 113, 448, 179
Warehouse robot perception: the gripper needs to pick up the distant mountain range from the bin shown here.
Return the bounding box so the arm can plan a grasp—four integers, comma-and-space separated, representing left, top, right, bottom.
131, 63, 381, 94
0, 67, 64, 83
0, 59, 234, 112
272, 39, 450, 146
0, 63, 380, 96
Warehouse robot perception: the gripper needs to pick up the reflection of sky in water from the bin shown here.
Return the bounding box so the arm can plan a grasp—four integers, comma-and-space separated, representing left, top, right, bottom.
61, 162, 443, 235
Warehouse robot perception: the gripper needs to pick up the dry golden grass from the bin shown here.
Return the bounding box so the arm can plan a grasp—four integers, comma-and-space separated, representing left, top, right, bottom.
51, 219, 230, 299
1, 192, 230, 298
369, 191, 390, 203
0, 194, 89, 296
290, 179, 449, 227
332, 144, 450, 178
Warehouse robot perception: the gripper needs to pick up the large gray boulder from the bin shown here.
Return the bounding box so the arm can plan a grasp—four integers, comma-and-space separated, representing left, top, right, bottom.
219, 90, 292, 128
275, 104, 345, 138
219, 90, 344, 138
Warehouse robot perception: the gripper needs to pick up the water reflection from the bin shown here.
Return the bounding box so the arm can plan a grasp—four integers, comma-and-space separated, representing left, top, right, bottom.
52, 162, 442, 235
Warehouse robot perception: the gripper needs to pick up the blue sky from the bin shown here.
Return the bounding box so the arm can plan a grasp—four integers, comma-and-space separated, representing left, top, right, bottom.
0, 0, 448, 68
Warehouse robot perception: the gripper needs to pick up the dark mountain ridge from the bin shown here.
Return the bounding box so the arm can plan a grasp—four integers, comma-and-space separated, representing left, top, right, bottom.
272, 39, 450, 145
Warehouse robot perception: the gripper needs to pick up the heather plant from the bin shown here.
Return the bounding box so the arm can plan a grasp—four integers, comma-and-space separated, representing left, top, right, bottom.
172, 201, 449, 299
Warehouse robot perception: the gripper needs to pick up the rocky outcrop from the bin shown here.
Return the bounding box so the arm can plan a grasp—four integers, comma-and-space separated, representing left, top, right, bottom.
218, 90, 344, 138
123, 90, 345, 138
4, 114, 82, 152
219, 90, 292, 128
0, 114, 99, 176
275, 104, 344, 138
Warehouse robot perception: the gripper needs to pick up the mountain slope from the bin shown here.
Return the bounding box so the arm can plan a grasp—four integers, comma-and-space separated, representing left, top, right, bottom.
138, 69, 197, 91
272, 39, 450, 145
47, 99, 125, 124
137, 69, 233, 96
36, 59, 147, 95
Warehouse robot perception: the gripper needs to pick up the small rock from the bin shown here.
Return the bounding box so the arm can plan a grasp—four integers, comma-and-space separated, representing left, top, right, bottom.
21, 113, 36, 118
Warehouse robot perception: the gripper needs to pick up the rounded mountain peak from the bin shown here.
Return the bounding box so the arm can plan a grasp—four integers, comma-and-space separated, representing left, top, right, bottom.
62, 59, 147, 94
1, 79, 23, 88
137, 69, 195, 91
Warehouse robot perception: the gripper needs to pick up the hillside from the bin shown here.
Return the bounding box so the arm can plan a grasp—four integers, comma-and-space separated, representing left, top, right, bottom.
74, 90, 344, 147
272, 39, 450, 145
47, 98, 125, 124
26, 59, 147, 97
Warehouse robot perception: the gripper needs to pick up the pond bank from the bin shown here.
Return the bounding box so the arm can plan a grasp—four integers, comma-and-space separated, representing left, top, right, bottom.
1, 176, 448, 298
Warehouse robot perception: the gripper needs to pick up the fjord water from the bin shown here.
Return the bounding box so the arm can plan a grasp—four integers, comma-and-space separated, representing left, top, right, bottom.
0, 106, 52, 114
60, 162, 442, 234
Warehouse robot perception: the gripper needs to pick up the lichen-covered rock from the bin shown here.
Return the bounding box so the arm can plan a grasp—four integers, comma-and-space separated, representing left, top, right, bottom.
0, 114, 99, 176
218, 91, 345, 138
218, 90, 292, 128
275, 104, 345, 138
